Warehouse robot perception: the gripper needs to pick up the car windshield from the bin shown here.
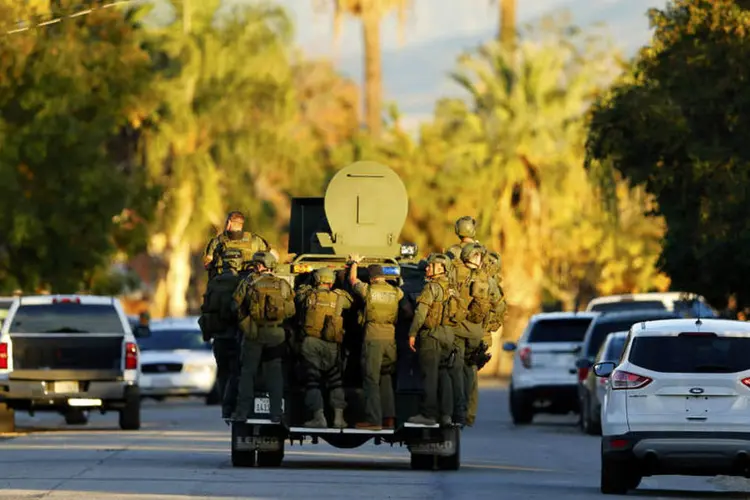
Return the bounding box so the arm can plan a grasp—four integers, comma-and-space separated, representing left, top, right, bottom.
590, 300, 665, 313
585, 313, 678, 357
138, 328, 211, 352
527, 318, 593, 343
9, 303, 125, 334
672, 299, 717, 318
629, 334, 750, 373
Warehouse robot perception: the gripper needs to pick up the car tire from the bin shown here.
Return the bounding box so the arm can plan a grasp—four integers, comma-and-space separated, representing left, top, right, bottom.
64, 409, 89, 426
0, 403, 15, 433
509, 387, 533, 425
588, 397, 602, 436
601, 453, 636, 495
119, 387, 141, 431
582, 394, 600, 435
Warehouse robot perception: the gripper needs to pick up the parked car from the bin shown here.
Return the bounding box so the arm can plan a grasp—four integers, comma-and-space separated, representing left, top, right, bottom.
0, 295, 143, 431
137, 316, 219, 405
503, 312, 598, 424
595, 318, 750, 494
580, 330, 628, 435
585, 292, 716, 318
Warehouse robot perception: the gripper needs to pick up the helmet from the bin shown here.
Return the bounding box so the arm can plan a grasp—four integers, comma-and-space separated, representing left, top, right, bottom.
460, 243, 485, 265
313, 267, 335, 285
367, 264, 384, 278
454, 216, 476, 239
252, 251, 277, 270
426, 253, 452, 274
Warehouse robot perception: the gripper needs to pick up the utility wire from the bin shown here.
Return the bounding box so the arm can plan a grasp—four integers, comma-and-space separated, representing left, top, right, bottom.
5, 1, 136, 35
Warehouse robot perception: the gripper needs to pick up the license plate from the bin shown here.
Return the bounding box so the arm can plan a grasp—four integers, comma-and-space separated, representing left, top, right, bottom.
52, 381, 78, 394
253, 397, 284, 414
153, 378, 172, 387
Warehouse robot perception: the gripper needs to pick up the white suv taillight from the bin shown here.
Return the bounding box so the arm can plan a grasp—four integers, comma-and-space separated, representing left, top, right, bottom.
125, 342, 138, 370
519, 347, 532, 369
611, 370, 652, 390
0, 342, 7, 370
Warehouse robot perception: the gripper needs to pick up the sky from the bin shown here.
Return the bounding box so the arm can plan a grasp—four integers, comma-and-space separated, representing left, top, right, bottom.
151, 0, 670, 130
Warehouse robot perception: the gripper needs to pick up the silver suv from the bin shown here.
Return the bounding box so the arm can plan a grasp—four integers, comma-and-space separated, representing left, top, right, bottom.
503, 312, 598, 424
0, 295, 145, 431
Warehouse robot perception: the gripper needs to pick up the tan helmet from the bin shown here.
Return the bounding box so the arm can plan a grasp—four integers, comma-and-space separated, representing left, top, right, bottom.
426, 253, 452, 274
460, 242, 485, 266
252, 251, 277, 270
454, 216, 476, 239
314, 267, 335, 285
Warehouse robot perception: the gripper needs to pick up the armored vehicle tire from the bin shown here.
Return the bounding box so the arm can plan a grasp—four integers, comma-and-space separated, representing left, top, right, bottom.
64, 409, 89, 426
232, 449, 256, 467
119, 387, 141, 431
410, 453, 434, 470
437, 428, 461, 471
509, 387, 533, 425
257, 449, 284, 467
0, 403, 14, 433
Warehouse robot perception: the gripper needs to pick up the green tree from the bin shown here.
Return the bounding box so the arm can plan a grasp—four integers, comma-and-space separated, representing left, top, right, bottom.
0, 1, 159, 293
586, 0, 750, 310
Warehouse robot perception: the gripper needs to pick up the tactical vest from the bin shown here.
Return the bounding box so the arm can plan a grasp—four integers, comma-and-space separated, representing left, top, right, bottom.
246, 274, 293, 326
423, 278, 463, 329
364, 281, 399, 325
302, 288, 345, 343
459, 269, 492, 324
214, 232, 262, 275
199, 272, 242, 334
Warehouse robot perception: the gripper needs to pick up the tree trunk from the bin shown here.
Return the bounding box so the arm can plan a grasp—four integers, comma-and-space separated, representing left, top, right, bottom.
361, 7, 382, 137
499, 0, 516, 50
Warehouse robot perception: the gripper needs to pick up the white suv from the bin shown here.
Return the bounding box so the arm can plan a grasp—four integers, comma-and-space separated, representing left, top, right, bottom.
595, 318, 750, 494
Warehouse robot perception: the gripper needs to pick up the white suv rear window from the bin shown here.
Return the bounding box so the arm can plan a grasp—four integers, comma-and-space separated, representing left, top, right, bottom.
629, 333, 750, 373
9, 303, 124, 334
528, 319, 592, 343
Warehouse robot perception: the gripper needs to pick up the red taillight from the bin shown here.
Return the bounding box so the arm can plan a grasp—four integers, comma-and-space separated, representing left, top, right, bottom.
577, 367, 589, 382
519, 347, 532, 368
125, 342, 138, 370
609, 439, 629, 449
0, 342, 7, 370
611, 370, 652, 390
741, 377, 750, 388
52, 298, 80, 304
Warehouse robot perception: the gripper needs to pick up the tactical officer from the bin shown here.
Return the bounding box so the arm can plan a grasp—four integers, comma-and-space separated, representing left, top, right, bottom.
231, 252, 295, 423
202, 211, 271, 280
198, 258, 254, 418
454, 243, 493, 426
348, 254, 404, 430
297, 267, 354, 428
446, 216, 479, 267
407, 254, 460, 426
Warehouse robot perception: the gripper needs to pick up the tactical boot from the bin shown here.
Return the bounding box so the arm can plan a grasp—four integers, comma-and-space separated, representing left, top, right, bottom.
440, 415, 453, 427
407, 414, 437, 425
332, 409, 347, 429
304, 410, 327, 428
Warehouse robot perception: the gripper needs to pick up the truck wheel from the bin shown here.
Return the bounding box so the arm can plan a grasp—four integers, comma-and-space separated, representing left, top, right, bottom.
437, 427, 461, 471
600, 454, 632, 495
232, 449, 256, 467
410, 453, 434, 470
509, 388, 533, 425
119, 388, 141, 431
64, 409, 89, 426
0, 403, 14, 433
257, 449, 284, 467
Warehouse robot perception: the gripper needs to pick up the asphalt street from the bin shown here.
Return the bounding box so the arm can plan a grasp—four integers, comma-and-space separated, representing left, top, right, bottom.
1, 381, 749, 499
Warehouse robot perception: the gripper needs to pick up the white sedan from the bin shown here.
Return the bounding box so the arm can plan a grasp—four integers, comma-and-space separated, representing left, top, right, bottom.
137, 316, 220, 405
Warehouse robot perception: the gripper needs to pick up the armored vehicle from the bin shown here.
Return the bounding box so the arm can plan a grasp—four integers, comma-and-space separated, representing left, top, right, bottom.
230, 161, 460, 470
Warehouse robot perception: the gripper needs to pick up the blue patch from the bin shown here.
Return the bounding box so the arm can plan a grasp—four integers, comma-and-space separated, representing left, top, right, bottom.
381, 266, 400, 276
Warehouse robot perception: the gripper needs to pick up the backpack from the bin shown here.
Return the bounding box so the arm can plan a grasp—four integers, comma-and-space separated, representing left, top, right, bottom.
214, 232, 264, 274
464, 269, 492, 324
364, 281, 399, 325
423, 279, 463, 329
199, 272, 242, 333
247, 274, 293, 325
302, 288, 344, 343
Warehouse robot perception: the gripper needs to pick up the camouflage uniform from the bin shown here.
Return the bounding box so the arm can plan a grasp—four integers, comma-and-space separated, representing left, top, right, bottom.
407, 254, 460, 426
297, 268, 354, 428
351, 265, 404, 430
231, 252, 295, 422
203, 229, 270, 281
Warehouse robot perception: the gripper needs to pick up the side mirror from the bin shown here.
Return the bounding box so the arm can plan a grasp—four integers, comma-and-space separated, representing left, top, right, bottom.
572, 345, 582, 354
593, 361, 616, 378
502, 341, 517, 352
575, 358, 592, 369
133, 325, 151, 338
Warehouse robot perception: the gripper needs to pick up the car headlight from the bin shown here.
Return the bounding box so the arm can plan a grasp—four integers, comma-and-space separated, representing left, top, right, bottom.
183, 363, 213, 374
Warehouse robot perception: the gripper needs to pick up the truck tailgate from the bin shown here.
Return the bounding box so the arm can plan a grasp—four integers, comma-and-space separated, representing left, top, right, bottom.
11, 335, 123, 372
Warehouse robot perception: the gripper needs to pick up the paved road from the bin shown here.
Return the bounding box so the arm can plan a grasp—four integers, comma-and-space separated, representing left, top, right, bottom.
1, 382, 750, 499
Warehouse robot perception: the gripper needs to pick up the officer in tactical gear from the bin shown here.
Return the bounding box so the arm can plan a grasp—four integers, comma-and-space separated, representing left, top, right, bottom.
446, 216, 478, 263
407, 253, 461, 426
454, 242, 492, 426
202, 211, 271, 280
348, 254, 404, 430
231, 252, 296, 423
198, 256, 255, 418
297, 267, 354, 428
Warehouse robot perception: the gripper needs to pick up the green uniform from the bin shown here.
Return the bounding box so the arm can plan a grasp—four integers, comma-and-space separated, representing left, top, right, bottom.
203, 231, 270, 280
231, 271, 295, 421
298, 285, 354, 418
407, 276, 459, 423
352, 279, 403, 426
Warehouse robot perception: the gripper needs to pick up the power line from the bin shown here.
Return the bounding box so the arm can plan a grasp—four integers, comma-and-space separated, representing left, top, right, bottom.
5, 1, 136, 35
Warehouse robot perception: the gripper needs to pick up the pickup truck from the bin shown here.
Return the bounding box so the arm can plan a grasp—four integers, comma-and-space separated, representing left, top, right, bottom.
0, 294, 147, 432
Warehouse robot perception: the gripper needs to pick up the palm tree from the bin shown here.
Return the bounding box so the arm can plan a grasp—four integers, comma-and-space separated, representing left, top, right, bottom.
315, 0, 410, 138
491, 0, 516, 49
